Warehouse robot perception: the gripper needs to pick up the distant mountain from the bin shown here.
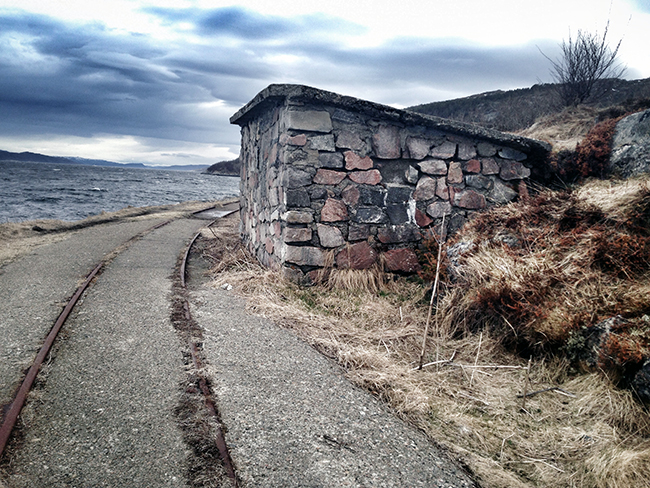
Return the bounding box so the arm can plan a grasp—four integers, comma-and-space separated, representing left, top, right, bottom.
0, 150, 208, 171
408, 78, 650, 132
204, 158, 240, 176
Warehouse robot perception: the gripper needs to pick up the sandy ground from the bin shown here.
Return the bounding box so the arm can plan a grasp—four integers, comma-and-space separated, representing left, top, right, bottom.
0, 199, 238, 268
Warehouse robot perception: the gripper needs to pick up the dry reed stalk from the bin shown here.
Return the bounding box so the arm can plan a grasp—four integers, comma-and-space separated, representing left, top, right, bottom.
418, 214, 445, 370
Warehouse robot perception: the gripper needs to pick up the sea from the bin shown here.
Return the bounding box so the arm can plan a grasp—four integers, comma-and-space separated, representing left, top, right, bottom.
0, 161, 240, 223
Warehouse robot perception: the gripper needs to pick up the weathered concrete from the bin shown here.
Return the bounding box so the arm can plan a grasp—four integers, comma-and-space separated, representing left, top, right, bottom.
2, 219, 205, 488
191, 285, 476, 487
0, 219, 168, 409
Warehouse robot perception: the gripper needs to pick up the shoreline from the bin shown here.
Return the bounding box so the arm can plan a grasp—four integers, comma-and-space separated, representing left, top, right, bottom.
0, 198, 239, 268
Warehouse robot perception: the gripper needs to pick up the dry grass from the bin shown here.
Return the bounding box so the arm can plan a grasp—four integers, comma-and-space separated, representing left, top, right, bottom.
206, 180, 650, 487
517, 105, 600, 152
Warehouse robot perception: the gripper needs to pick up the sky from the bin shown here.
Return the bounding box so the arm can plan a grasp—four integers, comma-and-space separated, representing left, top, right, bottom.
0, 0, 649, 167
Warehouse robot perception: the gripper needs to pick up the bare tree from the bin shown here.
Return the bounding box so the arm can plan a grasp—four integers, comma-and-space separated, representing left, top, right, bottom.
542, 22, 626, 107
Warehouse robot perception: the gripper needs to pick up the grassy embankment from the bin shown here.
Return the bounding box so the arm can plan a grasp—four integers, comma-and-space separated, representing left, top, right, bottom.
206, 102, 650, 488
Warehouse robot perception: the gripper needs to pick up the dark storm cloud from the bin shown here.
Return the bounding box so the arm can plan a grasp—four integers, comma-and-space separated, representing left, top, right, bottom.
0, 7, 557, 151
144, 5, 363, 40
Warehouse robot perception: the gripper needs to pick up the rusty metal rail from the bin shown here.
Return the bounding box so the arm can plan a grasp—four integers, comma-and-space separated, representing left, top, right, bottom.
179, 221, 239, 486
0, 219, 173, 457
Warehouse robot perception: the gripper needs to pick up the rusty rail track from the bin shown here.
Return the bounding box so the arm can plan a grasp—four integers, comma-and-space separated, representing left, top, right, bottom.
0, 218, 173, 457
179, 217, 239, 486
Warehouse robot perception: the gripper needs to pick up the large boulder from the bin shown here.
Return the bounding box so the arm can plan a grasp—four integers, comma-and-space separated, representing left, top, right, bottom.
610, 109, 650, 178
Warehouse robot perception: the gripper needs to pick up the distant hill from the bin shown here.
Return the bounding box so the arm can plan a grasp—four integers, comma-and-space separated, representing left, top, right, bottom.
0, 150, 208, 171
408, 78, 650, 132
204, 158, 240, 176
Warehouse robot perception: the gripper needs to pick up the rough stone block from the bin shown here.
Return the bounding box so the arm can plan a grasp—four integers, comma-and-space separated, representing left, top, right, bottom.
319, 152, 344, 169
335, 130, 366, 151
310, 134, 336, 151
466, 174, 494, 190
342, 185, 360, 206
415, 208, 433, 227
354, 206, 388, 224
458, 143, 477, 160
282, 167, 314, 188
317, 224, 345, 248
413, 176, 437, 201
477, 142, 497, 157
406, 137, 431, 160
313, 169, 347, 185
282, 210, 314, 224
426, 201, 452, 218
284, 188, 311, 208
345, 151, 374, 171
285, 110, 333, 133
283, 227, 313, 242
435, 177, 449, 200
336, 241, 377, 269
372, 125, 401, 159
349, 169, 382, 185
447, 162, 463, 184
499, 147, 527, 161
281, 133, 307, 146
378, 224, 421, 243
321, 198, 349, 222
386, 204, 410, 225
430, 141, 457, 159
489, 179, 518, 204
500, 161, 531, 180
405, 165, 419, 184
481, 157, 500, 175
265, 237, 274, 254
383, 248, 421, 273
284, 245, 325, 267
348, 223, 370, 241
310, 186, 329, 200
464, 159, 481, 173
419, 158, 448, 175
454, 190, 487, 209
386, 186, 412, 204
359, 186, 386, 206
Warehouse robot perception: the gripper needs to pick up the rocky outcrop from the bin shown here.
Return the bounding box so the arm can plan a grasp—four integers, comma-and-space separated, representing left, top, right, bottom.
204, 158, 241, 176
610, 109, 650, 178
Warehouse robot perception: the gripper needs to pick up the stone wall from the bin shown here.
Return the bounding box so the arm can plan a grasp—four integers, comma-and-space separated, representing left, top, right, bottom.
231, 84, 550, 282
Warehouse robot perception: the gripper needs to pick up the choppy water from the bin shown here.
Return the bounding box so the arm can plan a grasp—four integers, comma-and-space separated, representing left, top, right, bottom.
0, 161, 240, 223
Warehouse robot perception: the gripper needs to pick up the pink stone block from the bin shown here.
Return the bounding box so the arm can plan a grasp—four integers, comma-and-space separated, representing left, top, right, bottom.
320, 198, 349, 222
383, 248, 421, 273
313, 168, 347, 185
349, 169, 382, 185
465, 159, 481, 173
336, 241, 377, 269
447, 162, 463, 184
344, 151, 374, 170
481, 158, 500, 175
413, 176, 437, 201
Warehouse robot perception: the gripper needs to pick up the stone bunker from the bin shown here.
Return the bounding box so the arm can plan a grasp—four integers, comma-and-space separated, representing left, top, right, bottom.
230, 84, 550, 282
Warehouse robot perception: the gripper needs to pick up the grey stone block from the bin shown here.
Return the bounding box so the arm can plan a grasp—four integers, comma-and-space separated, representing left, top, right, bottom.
386, 204, 410, 225
355, 206, 388, 224
285, 110, 333, 133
